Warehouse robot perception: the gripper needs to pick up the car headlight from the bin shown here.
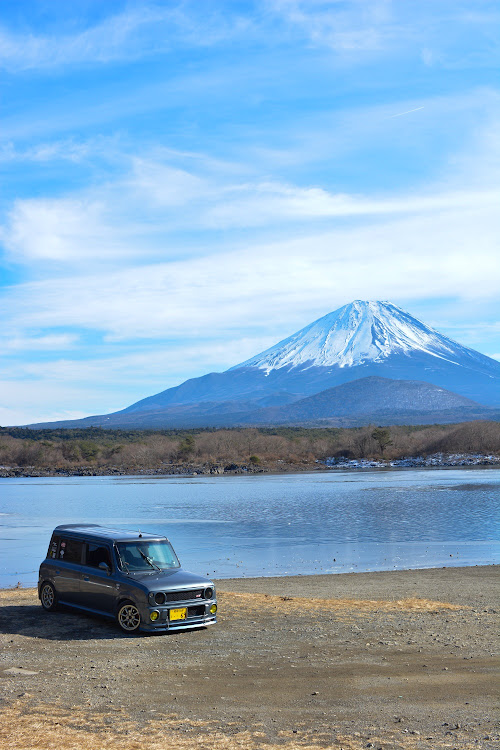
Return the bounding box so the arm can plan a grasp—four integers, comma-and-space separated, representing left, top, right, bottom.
205, 587, 214, 599
210, 604, 217, 615
150, 610, 160, 621
154, 592, 166, 605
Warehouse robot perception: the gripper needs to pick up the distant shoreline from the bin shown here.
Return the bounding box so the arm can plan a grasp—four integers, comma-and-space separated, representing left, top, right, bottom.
1, 452, 499, 478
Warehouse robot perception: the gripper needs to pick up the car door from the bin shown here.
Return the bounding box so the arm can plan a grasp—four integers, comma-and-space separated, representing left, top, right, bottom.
52, 537, 85, 604
79, 542, 118, 613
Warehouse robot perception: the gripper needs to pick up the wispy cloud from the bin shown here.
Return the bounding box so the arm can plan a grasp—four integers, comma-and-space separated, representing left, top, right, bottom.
2, 0, 496, 75
1, 1, 498, 424
270, 0, 393, 53
3, 333, 78, 352
0, 3, 255, 72
0, 136, 117, 164
2, 201, 498, 343
2, 158, 497, 265
1, 197, 145, 264
271, 0, 500, 68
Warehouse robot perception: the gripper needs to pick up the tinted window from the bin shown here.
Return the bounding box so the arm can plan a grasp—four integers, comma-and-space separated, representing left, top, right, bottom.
85, 543, 112, 569
47, 535, 60, 560
58, 538, 84, 564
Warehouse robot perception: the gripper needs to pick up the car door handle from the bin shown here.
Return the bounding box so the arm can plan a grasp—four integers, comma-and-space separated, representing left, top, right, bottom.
55, 570, 61, 575
83, 576, 90, 582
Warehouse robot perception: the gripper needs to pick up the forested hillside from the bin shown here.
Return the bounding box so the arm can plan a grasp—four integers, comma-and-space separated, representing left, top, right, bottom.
1, 422, 499, 476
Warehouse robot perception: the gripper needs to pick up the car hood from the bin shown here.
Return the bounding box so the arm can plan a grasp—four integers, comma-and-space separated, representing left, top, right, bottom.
125, 567, 213, 591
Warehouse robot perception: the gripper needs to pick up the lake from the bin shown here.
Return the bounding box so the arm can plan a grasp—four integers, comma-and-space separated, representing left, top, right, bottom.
0, 468, 499, 588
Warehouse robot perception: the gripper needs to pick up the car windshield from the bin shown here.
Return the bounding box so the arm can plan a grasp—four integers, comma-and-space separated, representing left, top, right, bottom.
116, 540, 180, 572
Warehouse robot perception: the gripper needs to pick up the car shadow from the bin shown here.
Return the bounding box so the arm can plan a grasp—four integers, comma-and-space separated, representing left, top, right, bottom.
0, 604, 142, 640
0, 604, 207, 640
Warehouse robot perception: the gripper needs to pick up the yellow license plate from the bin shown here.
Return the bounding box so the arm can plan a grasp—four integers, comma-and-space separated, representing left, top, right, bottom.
169, 607, 187, 621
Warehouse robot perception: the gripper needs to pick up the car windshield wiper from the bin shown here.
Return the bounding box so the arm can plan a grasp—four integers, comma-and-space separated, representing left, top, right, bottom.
138, 549, 162, 572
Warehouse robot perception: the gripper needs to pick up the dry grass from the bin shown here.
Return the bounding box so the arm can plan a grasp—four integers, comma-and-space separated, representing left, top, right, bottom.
0, 587, 468, 614
0, 699, 462, 750
0, 585, 468, 632
0, 587, 37, 601
217, 591, 467, 615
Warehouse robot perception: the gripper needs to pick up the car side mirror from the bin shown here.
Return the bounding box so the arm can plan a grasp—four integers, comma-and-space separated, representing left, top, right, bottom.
98, 562, 111, 575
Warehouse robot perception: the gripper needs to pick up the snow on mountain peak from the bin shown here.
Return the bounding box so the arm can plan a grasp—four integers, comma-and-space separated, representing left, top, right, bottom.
233, 300, 470, 373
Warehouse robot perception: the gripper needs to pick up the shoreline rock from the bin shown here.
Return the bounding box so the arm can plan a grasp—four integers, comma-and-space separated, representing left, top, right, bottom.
1, 452, 499, 478
322, 452, 500, 469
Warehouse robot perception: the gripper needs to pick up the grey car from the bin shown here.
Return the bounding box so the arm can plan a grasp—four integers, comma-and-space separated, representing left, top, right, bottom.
38, 524, 217, 633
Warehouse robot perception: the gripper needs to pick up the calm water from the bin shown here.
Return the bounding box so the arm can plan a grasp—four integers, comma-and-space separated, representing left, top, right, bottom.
0, 468, 499, 587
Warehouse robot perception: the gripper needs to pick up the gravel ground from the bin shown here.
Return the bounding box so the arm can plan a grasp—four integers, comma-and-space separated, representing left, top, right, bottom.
0, 566, 498, 750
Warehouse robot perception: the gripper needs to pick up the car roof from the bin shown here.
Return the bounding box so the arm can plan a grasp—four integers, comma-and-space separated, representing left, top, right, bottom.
53, 524, 167, 543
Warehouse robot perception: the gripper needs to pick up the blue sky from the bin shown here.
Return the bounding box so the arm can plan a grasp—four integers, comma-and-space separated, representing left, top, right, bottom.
1, 0, 499, 425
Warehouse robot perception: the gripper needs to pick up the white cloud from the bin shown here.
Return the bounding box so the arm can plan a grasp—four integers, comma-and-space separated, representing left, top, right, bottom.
1, 0, 495, 77
2, 198, 110, 262
5, 338, 274, 387
3, 116, 498, 266
271, 0, 500, 68
270, 0, 392, 53
129, 158, 207, 207
3, 334, 78, 352
2, 201, 498, 343
1, 196, 155, 264
203, 182, 498, 228
0, 136, 115, 164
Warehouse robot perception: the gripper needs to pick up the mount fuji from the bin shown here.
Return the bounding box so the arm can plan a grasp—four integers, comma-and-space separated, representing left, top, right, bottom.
28, 300, 500, 429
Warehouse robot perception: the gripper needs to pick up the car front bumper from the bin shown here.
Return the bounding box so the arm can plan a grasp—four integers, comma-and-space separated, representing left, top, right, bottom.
140, 602, 217, 632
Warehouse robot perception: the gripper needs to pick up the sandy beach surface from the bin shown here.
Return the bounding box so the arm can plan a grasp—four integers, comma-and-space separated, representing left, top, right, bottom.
0, 566, 498, 749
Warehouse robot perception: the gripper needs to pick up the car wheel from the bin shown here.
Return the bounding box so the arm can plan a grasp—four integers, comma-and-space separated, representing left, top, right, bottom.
40, 582, 58, 612
116, 601, 141, 633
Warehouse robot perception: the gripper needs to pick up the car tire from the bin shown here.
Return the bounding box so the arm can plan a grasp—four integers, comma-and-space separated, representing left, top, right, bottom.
116, 600, 141, 633
40, 582, 58, 612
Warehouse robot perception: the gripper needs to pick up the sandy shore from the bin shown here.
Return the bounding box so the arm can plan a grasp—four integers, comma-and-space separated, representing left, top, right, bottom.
0, 566, 498, 749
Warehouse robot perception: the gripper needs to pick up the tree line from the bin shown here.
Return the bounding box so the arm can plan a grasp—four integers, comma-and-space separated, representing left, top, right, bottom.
0, 421, 499, 473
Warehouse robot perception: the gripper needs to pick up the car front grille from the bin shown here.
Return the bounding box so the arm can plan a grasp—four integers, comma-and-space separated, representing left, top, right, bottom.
164, 589, 205, 602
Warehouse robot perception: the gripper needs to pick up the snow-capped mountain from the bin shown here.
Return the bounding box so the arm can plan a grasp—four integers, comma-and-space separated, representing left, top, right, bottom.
27, 300, 500, 429
234, 300, 494, 373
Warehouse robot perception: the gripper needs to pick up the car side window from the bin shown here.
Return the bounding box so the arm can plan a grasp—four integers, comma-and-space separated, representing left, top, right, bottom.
58, 538, 84, 564
85, 543, 112, 570
47, 536, 60, 559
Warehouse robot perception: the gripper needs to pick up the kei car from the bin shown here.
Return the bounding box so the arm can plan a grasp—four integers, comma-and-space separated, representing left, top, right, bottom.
38, 524, 217, 633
